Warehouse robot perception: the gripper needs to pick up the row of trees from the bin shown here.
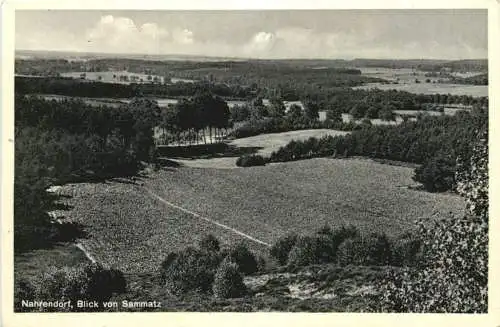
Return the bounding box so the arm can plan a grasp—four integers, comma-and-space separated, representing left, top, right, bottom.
159, 92, 231, 145
268, 105, 487, 192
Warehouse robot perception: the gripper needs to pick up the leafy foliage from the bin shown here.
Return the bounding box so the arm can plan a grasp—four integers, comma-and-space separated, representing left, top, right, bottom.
236, 154, 267, 167
378, 131, 488, 312
24, 263, 126, 312
270, 233, 298, 265
212, 257, 247, 299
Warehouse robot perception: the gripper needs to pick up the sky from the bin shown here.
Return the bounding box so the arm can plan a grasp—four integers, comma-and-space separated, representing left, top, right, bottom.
15, 10, 488, 60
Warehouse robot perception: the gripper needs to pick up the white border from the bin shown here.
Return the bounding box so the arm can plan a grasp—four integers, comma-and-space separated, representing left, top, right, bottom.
2, 1, 499, 327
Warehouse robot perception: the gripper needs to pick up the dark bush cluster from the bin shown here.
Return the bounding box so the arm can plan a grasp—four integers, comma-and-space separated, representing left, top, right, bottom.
236, 154, 267, 167
270, 225, 421, 269
14, 263, 126, 312
159, 235, 258, 298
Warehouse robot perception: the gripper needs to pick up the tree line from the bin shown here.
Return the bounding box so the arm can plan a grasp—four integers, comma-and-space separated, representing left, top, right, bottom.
268, 105, 487, 192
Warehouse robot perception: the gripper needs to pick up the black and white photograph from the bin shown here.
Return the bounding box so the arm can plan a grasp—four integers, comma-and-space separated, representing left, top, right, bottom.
1, 2, 496, 323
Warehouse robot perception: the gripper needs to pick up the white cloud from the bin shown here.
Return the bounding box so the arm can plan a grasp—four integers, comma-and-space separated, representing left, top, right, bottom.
85, 15, 186, 54
172, 29, 194, 45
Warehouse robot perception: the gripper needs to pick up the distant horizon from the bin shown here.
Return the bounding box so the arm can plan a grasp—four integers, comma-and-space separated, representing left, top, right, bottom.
15, 49, 488, 62
15, 10, 487, 60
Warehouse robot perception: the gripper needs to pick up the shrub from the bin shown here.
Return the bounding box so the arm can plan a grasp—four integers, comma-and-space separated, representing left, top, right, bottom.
336, 237, 366, 266
236, 154, 266, 167
413, 153, 456, 192
287, 236, 322, 267
31, 263, 125, 312
391, 233, 422, 266
336, 232, 392, 266
14, 278, 35, 312
212, 257, 247, 299
199, 234, 220, 252
226, 243, 259, 275
162, 247, 221, 295
270, 233, 298, 265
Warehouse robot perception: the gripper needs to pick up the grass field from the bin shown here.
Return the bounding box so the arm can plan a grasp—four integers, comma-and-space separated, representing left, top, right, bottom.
170, 129, 349, 169
50, 158, 465, 274
353, 82, 487, 97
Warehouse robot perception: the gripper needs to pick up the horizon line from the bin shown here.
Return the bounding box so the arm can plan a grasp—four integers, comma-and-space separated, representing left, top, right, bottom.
15, 49, 488, 62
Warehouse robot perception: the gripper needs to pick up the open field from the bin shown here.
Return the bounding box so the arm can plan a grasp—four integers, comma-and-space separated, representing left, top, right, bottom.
353, 82, 487, 97
167, 129, 349, 168
52, 158, 465, 274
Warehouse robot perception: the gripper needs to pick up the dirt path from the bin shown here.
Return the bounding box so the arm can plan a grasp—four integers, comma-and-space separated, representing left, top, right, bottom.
144, 186, 271, 247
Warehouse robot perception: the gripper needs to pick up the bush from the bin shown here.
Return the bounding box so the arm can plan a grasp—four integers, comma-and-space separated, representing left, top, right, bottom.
199, 234, 220, 252
287, 236, 322, 267
337, 233, 392, 266
212, 257, 247, 299
236, 154, 266, 167
270, 233, 298, 265
161, 247, 221, 295
413, 153, 456, 192
391, 233, 422, 266
226, 243, 259, 275
14, 278, 35, 312
336, 237, 366, 266
31, 263, 126, 312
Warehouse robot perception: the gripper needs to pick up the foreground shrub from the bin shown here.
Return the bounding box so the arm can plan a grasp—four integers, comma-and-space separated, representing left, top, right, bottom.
199, 234, 220, 252
212, 257, 247, 299
391, 233, 422, 266
378, 131, 488, 312
14, 278, 35, 312
336, 237, 366, 266
236, 154, 266, 167
287, 236, 322, 267
162, 247, 221, 295
31, 263, 126, 312
226, 243, 259, 275
270, 233, 298, 265
337, 233, 392, 266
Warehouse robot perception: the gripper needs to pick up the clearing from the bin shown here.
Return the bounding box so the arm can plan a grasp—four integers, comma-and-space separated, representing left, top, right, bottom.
50, 157, 465, 274
166, 129, 349, 169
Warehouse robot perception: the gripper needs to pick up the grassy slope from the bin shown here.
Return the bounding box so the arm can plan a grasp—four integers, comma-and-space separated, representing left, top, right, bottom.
48, 158, 464, 274
14, 244, 88, 282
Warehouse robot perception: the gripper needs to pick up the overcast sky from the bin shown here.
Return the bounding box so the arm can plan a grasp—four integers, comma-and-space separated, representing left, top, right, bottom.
15, 10, 487, 59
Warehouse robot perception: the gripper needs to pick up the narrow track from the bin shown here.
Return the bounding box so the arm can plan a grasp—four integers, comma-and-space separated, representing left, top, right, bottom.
144, 187, 271, 247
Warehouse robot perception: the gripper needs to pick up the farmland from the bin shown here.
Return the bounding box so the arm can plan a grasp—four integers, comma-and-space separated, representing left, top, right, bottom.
50, 157, 465, 274
355, 67, 488, 96
353, 82, 488, 97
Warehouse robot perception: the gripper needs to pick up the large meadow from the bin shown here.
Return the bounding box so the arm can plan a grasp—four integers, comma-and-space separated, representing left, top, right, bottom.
50, 154, 464, 274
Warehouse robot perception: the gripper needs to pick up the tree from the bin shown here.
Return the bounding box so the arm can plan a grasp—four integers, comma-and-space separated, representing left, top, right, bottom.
230, 105, 251, 122
303, 100, 320, 120
287, 104, 303, 121
251, 97, 268, 119
268, 97, 286, 118
379, 107, 394, 121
